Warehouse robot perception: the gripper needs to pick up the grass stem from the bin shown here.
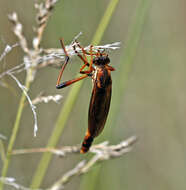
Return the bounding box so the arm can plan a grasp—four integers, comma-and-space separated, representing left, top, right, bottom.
0, 75, 31, 190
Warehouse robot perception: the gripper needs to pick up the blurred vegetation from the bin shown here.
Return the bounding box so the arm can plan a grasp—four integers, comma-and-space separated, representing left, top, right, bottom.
0, 0, 186, 190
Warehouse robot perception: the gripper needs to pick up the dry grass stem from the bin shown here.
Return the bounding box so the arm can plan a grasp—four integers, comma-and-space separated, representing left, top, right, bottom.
0, 136, 136, 190
49, 136, 137, 190
0, 63, 25, 79
0, 43, 19, 62
49, 161, 86, 190
32, 93, 62, 105
7, 137, 137, 190
12, 136, 137, 157
0, 177, 43, 190
8, 12, 29, 54
33, 0, 59, 50
25, 41, 121, 71
8, 73, 38, 136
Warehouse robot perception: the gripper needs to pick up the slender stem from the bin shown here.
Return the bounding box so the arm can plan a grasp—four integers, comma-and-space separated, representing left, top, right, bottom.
30, 0, 119, 188
0, 75, 31, 190
92, 0, 119, 45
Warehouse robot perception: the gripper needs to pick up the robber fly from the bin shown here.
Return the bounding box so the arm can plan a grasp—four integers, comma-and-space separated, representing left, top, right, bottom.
56, 39, 115, 153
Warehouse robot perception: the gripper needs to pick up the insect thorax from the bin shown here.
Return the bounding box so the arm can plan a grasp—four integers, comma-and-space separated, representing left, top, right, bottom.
93, 56, 110, 66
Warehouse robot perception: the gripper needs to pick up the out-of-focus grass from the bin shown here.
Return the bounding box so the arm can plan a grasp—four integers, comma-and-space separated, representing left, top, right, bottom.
30, 0, 119, 188
0, 72, 32, 190
79, 0, 151, 190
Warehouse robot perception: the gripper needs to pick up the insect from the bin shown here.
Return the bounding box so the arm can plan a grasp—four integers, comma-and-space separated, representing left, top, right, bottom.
56, 38, 115, 153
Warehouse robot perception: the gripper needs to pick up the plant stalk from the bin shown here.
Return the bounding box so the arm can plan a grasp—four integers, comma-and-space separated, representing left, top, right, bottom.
0, 73, 32, 190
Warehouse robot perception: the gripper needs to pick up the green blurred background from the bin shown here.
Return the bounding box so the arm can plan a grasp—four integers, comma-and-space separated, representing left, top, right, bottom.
1, 0, 186, 190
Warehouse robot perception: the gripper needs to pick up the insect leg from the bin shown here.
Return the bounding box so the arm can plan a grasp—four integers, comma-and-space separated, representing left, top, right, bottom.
56, 38, 90, 89
75, 40, 97, 56
106, 65, 115, 71
79, 45, 95, 74
89, 45, 93, 70
76, 44, 94, 75
73, 43, 95, 74
56, 74, 89, 89
72, 44, 89, 67
56, 38, 70, 87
